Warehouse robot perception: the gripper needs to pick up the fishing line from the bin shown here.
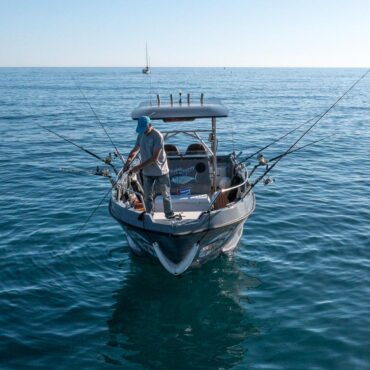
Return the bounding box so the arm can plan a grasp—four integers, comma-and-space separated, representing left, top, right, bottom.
35, 122, 118, 174
149, 72, 153, 105
231, 119, 236, 155
71, 76, 125, 165
242, 114, 319, 163
248, 133, 337, 178
72, 186, 112, 240
268, 133, 337, 162
248, 69, 370, 191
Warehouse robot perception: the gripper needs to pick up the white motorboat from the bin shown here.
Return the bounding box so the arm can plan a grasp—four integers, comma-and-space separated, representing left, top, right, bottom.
109, 94, 256, 275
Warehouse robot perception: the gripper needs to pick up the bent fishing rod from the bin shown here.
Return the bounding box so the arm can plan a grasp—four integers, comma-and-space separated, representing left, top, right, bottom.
247, 69, 370, 192
72, 76, 125, 165
35, 122, 119, 174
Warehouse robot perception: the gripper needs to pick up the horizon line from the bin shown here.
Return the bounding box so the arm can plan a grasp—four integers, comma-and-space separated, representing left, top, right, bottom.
0, 65, 369, 69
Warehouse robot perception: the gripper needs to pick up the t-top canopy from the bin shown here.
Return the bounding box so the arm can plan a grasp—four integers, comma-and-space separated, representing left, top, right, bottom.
131, 97, 229, 121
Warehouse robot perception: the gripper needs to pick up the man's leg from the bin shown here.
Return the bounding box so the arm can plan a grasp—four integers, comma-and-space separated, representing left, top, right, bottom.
158, 173, 174, 218
143, 175, 155, 214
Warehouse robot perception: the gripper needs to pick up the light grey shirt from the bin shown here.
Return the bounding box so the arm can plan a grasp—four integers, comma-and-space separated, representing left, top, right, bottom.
135, 128, 169, 176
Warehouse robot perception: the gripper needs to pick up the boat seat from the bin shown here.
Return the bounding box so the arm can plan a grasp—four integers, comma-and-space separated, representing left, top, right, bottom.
185, 143, 207, 155
164, 144, 180, 156
154, 193, 210, 212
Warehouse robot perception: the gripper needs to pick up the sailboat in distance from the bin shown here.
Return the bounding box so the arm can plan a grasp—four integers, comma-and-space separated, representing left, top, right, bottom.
142, 43, 150, 74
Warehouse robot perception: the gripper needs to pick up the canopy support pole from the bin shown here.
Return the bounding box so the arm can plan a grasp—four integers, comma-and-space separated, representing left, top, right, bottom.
211, 117, 217, 191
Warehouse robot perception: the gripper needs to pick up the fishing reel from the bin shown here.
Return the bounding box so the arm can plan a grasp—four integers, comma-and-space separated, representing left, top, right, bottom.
95, 166, 111, 177
104, 153, 113, 164
263, 176, 274, 186
257, 153, 267, 166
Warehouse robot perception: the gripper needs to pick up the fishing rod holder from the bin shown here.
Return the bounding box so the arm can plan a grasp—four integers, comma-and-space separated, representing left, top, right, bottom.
201, 171, 250, 216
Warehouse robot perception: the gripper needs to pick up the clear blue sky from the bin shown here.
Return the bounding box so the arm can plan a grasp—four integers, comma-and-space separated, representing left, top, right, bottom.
1, 0, 369, 67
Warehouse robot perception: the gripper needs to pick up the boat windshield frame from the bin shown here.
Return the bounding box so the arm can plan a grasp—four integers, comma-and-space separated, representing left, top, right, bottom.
131, 97, 228, 191
159, 117, 218, 191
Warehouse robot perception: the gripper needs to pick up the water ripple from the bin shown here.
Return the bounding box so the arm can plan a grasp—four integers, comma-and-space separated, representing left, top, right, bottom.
1, 68, 370, 370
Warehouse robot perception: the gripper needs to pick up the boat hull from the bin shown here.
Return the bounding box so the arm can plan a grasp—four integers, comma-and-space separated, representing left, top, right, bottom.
109, 191, 255, 275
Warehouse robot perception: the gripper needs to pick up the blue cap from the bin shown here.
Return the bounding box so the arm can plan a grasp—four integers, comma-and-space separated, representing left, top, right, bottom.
136, 116, 151, 133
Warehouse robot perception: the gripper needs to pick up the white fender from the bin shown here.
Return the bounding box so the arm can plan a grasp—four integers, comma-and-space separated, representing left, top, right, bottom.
153, 242, 199, 276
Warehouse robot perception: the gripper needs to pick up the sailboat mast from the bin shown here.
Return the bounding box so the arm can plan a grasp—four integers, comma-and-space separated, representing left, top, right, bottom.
145, 43, 149, 68
142, 43, 150, 74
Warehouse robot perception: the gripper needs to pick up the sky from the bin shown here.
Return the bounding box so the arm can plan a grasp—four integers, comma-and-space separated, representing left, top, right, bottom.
0, 0, 370, 67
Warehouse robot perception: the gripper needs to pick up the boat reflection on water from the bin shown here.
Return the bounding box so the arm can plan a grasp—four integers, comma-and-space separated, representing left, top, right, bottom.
105, 256, 262, 369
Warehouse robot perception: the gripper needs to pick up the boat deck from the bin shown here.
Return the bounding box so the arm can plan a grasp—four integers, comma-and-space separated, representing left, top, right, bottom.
152, 211, 202, 221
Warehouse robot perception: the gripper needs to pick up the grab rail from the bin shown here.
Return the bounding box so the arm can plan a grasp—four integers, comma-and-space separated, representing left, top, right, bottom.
200, 173, 250, 217
116, 186, 146, 211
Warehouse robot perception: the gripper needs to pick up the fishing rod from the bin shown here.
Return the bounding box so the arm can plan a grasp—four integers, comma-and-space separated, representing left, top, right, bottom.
247, 69, 370, 192
72, 76, 125, 165
248, 133, 336, 178
242, 118, 314, 163
68, 160, 143, 244
36, 122, 118, 174
60, 166, 114, 182
267, 134, 337, 163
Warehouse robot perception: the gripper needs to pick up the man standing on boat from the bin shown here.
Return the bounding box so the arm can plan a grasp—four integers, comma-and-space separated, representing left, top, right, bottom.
124, 116, 176, 219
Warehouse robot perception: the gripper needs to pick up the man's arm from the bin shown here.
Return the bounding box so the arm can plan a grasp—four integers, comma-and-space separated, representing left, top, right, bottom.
123, 145, 140, 172
131, 148, 161, 173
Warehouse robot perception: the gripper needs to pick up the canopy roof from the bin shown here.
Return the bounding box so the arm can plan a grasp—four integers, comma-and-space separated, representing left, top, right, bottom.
131, 98, 229, 120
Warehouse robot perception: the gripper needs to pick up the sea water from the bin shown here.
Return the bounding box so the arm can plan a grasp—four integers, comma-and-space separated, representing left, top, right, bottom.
0, 68, 369, 369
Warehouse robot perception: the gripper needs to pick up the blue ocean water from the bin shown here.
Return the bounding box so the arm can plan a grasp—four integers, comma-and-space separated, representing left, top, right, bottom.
0, 68, 369, 370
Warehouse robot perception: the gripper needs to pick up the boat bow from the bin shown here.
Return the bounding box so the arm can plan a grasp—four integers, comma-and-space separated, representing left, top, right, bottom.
153, 242, 199, 275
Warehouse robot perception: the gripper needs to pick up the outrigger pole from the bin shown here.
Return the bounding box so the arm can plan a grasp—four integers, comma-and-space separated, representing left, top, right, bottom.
248, 69, 370, 192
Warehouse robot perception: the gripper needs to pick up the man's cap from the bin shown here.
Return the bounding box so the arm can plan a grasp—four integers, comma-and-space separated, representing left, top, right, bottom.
136, 116, 151, 133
